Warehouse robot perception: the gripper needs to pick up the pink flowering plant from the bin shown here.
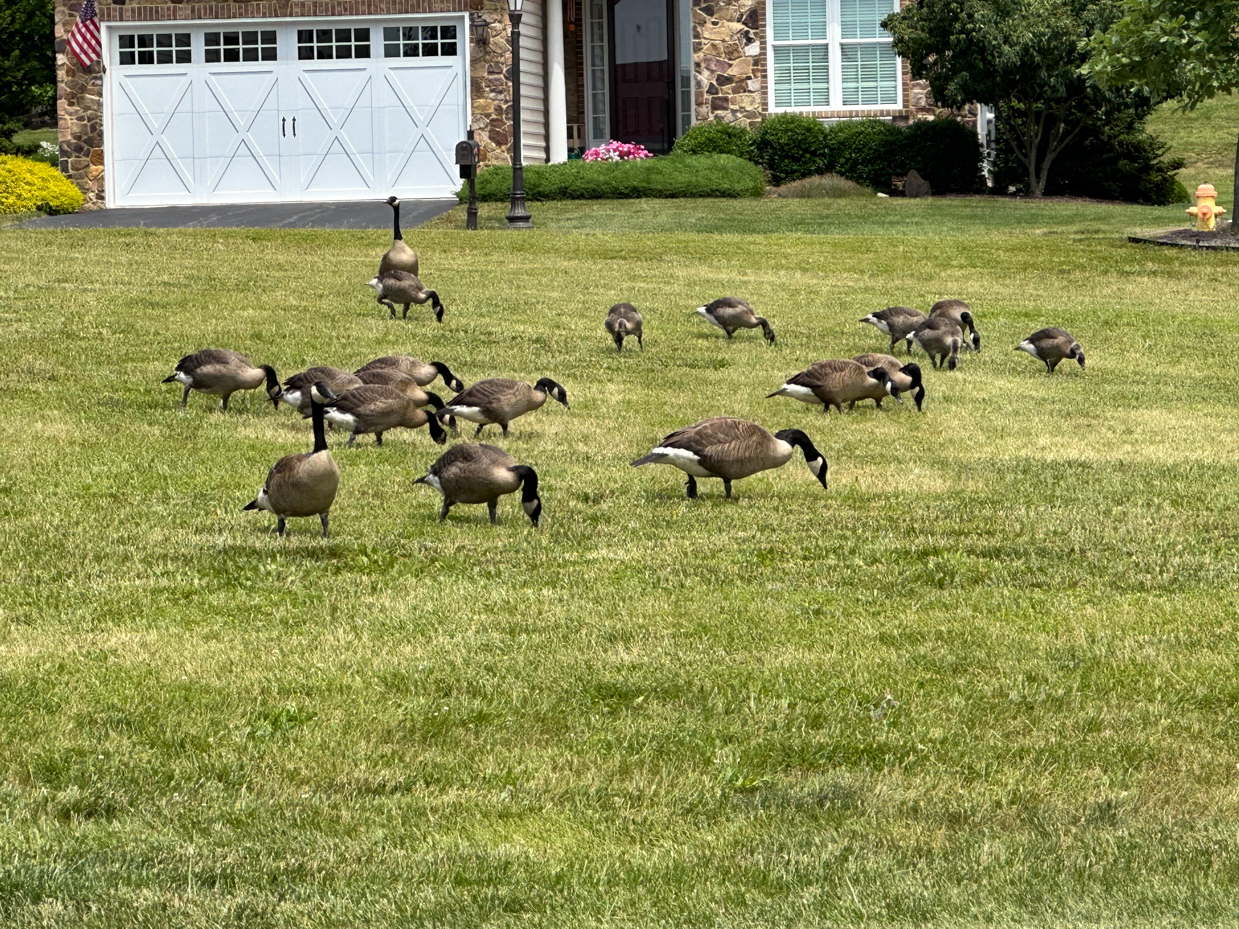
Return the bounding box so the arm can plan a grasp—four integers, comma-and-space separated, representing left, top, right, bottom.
582, 140, 654, 162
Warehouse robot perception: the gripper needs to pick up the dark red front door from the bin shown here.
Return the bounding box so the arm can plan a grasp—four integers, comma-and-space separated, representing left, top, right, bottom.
609, 0, 673, 153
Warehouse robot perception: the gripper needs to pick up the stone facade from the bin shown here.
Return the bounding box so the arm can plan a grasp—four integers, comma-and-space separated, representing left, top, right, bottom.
692, 0, 763, 128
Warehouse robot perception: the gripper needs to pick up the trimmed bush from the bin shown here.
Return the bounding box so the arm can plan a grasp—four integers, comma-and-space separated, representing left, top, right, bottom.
752, 114, 829, 186
821, 119, 905, 191
898, 118, 984, 194
464, 154, 764, 201
768, 173, 873, 199
0, 155, 83, 214
671, 120, 756, 162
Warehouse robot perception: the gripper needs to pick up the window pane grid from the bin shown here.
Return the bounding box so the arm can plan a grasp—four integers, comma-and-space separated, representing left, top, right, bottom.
770, 0, 898, 109
772, 0, 828, 42
118, 32, 190, 66
383, 24, 457, 58
298, 27, 371, 61
840, 0, 894, 40
773, 45, 829, 108
205, 30, 277, 63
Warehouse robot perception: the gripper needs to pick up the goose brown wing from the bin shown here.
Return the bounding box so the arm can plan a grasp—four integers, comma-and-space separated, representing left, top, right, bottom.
430, 442, 513, 477
446, 378, 521, 414
178, 348, 246, 373
284, 366, 349, 389
657, 417, 766, 455
263, 451, 310, 493
1031, 327, 1074, 342
355, 355, 409, 374
328, 385, 403, 416
877, 307, 923, 322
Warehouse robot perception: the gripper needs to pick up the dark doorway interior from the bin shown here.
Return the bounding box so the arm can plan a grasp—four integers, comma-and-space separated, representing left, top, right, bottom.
609, 0, 674, 153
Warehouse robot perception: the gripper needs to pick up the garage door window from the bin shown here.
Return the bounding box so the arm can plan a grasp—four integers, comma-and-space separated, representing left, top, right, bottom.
297, 27, 372, 60
383, 25, 458, 58
118, 33, 191, 66
205, 30, 278, 63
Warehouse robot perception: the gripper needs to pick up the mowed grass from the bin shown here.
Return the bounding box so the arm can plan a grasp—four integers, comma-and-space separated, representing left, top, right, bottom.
3, 202, 1239, 927
1149, 92, 1239, 204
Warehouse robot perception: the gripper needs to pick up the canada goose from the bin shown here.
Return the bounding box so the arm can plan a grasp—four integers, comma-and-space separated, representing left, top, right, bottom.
354, 367, 449, 411
437, 377, 570, 437
355, 356, 465, 393
852, 353, 926, 411
1016, 328, 1085, 372
930, 299, 981, 351
906, 317, 963, 370
379, 195, 419, 276
280, 367, 363, 413
767, 360, 894, 413
162, 349, 280, 411
632, 417, 827, 499
695, 297, 775, 343
243, 381, 340, 537
859, 306, 926, 354
415, 443, 542, 526
321, 384, 448, 446
368, 271, 444, 322
605, 302, 644, 351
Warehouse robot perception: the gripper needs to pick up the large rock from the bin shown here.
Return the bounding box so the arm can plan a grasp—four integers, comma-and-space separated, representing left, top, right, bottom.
905, 169, 932, 199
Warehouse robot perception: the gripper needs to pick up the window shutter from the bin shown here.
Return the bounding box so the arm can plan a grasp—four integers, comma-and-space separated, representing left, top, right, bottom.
773, 45, 830, 108
839, 0, 893, 40
840, 43, 898, 106
771, 0, 828, 43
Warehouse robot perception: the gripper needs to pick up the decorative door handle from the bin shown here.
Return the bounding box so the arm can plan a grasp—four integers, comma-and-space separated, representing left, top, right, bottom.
281, 117, 286, 136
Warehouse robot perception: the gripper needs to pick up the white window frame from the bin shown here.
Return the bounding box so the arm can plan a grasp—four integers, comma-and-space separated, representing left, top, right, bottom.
764, 0, 902, 113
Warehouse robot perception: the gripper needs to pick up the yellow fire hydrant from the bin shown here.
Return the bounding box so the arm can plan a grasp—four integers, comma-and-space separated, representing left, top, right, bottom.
1186, 183, 1226, 232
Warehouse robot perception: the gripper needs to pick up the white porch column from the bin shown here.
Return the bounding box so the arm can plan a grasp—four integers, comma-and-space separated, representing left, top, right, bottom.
546, 0, 569, 162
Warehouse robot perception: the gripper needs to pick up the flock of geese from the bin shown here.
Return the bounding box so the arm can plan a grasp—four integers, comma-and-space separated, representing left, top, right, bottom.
163, 196, 1088, 537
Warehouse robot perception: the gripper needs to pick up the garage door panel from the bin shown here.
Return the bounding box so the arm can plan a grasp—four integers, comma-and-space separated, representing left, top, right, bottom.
201, 71, 283, 196
107, 19, 467, 205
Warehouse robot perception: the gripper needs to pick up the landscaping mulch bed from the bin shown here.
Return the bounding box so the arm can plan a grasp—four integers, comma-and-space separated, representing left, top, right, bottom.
1129, 227, 1239, 250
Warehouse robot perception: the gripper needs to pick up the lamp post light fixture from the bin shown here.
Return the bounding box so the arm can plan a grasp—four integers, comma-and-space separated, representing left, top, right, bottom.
505, 0, 533, 228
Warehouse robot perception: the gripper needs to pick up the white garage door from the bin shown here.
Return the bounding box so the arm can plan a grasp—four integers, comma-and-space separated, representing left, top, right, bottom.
105, 18, 467, 207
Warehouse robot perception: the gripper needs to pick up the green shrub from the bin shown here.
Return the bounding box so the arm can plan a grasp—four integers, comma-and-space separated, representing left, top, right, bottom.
993, 109, 1187, 205
465, 154, 764, 201
821, 119, 905, 190
769, 173, 873, 198
671, 120, 756, 162
898, 118, 983, 193
0, 155, 83, 214
752, 114, 829, 186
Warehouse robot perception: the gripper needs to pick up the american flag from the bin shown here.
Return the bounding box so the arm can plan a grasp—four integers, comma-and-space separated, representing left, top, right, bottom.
67, 0, 102, 70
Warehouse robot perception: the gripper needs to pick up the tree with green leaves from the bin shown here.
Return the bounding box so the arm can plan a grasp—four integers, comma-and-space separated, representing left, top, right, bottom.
0, 0, 55, 143
1085, 1, 1239, 217
884, 0, 1154, 197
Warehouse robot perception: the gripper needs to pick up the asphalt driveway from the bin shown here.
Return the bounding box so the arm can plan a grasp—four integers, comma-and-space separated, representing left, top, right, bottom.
18, 198, 457, 230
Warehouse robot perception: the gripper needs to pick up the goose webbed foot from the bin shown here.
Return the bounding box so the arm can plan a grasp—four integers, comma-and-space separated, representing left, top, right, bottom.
375, 432, 384, 446
500, 423, 510, 437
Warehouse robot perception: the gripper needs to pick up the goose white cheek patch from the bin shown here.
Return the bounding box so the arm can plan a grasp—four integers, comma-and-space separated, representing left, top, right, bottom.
174, 372, 193, 386
807, 457, 824, 477
256, 488, 273, 512
523, 499, 539, 516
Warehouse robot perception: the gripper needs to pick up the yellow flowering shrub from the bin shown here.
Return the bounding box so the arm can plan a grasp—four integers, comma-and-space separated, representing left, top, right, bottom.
0, 155, 85, 215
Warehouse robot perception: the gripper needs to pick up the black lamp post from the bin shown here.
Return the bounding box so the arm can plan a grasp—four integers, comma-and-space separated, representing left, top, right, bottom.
506, 0, 533, 228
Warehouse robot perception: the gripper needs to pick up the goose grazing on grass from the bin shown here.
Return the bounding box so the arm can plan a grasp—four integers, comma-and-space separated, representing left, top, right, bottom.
631, 417, 827, 500
859, 306, 926, 354
605, 302, 643, 351
379, 195, 419, 276
353, 367, 451, 413
280, 367, 362, 413
243, 382, 339, 537
930, 299, 981, 352
437, 377, 569, 437
767, 360, 894, 413
368, 271, 444, 322
163, 349, 280, 412
695, 297, 776, 343
852, 354, 925, 411
321, 384, 448, 446
1016, 328, 1086, 372
906, 317, 964, 370
415, 443, 542, 526
355, 356, 465, 393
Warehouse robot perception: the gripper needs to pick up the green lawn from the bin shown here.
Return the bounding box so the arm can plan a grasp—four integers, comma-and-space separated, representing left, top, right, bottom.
3, 201, 1239, 928
1149, 92, 1239, 204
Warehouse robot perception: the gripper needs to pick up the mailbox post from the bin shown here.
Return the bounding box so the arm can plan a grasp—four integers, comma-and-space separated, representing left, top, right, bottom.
455, 131, 480, 230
